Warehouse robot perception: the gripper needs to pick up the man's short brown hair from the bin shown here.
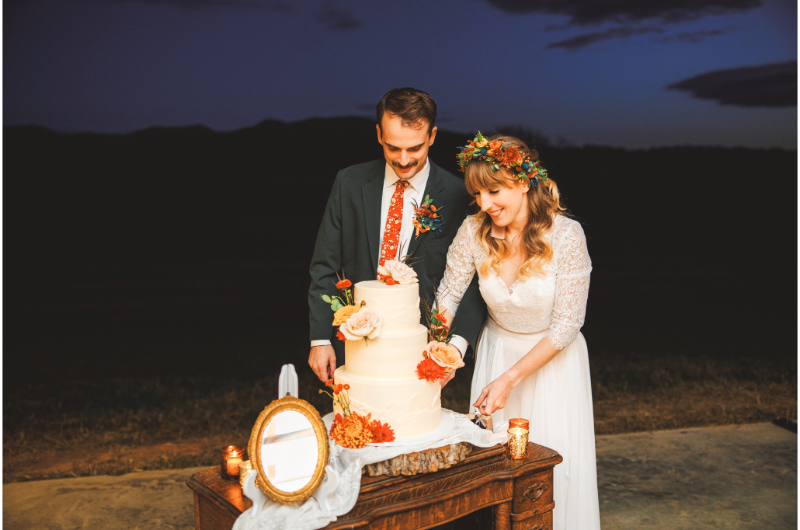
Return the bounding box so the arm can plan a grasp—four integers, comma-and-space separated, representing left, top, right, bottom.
376, 88, 437, 134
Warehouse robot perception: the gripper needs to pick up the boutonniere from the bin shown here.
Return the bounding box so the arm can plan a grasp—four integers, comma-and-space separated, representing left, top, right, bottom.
411, 195, 443, 238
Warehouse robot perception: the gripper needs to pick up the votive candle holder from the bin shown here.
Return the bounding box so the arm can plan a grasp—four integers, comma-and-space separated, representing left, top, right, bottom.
221, 445, 244, 480
508, 427, 529, 460
239, 460, 252, 487
509, 418, 529, 431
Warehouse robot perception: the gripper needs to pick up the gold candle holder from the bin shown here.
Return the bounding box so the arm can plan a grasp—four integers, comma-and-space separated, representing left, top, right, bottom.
508, 427, 529, 460
239, 460, 252, 487
221, 445, 244, 480
509, 418, 529, 431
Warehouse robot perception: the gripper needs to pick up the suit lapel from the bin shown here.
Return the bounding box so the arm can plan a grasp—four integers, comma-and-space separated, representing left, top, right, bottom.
407, 162, 448, 258
362, 166, 385, 273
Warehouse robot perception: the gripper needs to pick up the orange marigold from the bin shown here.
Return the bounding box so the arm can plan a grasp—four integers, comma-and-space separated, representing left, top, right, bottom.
336, 279, 352, 289
368, 419, 396, 443
336, 329, 346, 341
416, 358, 447, 382
330, 412, 373, 449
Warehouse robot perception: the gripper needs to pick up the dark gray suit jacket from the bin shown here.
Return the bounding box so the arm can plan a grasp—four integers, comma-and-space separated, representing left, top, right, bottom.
308, 159, 486, 360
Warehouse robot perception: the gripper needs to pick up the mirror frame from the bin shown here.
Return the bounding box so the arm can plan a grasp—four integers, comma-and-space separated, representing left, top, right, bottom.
248, 396, 329, 504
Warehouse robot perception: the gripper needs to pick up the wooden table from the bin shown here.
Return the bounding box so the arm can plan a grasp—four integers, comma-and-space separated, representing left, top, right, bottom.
186, 442, 562, 530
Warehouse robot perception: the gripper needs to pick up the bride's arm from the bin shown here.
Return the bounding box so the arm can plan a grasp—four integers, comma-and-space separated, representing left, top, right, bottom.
437, 217, 478, 323
474, 221, 591, 414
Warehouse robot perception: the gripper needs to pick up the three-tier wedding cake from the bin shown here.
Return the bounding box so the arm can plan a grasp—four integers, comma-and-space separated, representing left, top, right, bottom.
333, 280, 441, 439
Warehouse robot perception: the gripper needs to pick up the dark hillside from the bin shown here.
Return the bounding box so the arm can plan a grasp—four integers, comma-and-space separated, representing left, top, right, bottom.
3, 118, 796, 385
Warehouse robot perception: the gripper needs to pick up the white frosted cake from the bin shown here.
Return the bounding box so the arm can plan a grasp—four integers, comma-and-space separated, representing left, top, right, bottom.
333, 280, 441, 438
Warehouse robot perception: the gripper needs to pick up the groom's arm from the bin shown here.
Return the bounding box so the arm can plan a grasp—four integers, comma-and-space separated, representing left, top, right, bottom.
450, 276, 486, 359
308, 171, 345, 345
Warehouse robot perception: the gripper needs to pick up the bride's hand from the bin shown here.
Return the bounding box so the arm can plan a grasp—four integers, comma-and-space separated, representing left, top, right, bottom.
473, 374, 514, 415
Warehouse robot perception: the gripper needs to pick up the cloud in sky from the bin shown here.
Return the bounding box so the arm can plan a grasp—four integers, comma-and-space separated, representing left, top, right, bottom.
481, 0, 763, 25
654, 28, 732, 43
86, 0, 291, 8
317, 8, 363, 31
545, 26, 664, 51
666, 61, 797, 108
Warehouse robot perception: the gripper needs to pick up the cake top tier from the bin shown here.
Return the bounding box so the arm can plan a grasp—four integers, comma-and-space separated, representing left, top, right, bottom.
354, 280, 421, 334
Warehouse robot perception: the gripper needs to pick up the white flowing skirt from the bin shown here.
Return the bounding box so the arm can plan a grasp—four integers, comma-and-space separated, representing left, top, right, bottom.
471, 318, 601, 530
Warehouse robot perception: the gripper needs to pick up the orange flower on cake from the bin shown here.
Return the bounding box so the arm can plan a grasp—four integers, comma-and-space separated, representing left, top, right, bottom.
424, 341, 465, 372
367, 419, 396, 443
377, 260, 418, 285
332, 304, 360, 326
329, 412, 373, 449
416, 357, 447, 382
335, 279, 352, 289
339, 306, 383, 341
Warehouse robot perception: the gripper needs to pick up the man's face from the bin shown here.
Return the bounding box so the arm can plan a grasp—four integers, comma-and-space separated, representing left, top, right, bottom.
376, 114, 437, 180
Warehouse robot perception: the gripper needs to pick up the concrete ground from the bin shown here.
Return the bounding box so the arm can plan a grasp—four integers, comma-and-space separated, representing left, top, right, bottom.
596, 422, 796, 529
4, 423, 796, 529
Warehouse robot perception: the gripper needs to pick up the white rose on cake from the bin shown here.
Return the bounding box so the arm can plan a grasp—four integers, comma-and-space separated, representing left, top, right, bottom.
377, 260, 418, 285
339, 306, 383, 340
425, 341, 465, 371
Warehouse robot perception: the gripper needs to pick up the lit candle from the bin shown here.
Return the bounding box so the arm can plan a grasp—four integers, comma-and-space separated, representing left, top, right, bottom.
221, 445, 244, 480
507, 427, 529, 460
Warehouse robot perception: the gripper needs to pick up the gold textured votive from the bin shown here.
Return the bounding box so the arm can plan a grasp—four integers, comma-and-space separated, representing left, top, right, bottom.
508, 427, 529, 460
239, 460, 252, 487
509, 418, 529, 431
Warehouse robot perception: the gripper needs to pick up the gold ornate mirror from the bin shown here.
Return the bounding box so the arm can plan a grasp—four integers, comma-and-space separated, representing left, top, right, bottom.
248, 396, 329, 504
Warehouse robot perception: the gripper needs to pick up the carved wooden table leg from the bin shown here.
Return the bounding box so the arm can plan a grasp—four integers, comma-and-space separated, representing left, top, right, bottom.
493, 501, 512, 530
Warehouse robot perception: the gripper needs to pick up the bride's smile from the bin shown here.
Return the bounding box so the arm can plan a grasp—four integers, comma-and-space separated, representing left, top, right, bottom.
473, 178, 529, 229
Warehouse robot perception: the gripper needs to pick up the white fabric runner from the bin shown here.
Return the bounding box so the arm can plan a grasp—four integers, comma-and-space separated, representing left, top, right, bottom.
233, 409, 507, 530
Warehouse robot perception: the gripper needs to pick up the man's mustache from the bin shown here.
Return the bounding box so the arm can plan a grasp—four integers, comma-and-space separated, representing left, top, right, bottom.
392, 161, 418, 170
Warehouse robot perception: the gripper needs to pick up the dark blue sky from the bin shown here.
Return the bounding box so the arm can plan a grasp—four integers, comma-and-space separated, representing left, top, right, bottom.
4, 0, 797, 148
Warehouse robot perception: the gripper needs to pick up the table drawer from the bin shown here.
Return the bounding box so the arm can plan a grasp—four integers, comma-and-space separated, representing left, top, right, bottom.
511, 508, 553, 530
512, 469, 554, 514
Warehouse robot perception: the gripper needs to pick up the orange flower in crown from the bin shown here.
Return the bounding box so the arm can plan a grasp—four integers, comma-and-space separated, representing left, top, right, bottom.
456, 132, 548, 186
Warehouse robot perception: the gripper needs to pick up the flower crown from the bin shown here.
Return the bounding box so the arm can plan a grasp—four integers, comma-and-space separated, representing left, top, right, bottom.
456, 132, 548, 186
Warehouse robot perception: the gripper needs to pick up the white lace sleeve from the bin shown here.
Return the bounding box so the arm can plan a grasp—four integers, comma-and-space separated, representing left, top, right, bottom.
548, 219, 591, 350
437, 216, 479, 316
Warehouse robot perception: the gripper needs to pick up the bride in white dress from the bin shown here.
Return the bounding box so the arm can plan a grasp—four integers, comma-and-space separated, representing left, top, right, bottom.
438, 134, 601, 530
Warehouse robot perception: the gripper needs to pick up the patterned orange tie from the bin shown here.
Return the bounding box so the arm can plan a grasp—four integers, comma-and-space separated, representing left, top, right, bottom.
379, 180, 409, 266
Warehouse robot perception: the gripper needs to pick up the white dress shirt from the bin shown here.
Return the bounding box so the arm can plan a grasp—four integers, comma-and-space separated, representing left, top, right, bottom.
312, 157, 469, 357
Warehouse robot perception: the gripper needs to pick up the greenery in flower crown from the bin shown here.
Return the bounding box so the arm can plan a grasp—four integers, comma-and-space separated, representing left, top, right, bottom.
456, 131, 548, 186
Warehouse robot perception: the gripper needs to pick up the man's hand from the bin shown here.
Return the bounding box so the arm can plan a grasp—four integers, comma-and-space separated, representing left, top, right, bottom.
309, 345, 336, 382
440, 368, 457, 388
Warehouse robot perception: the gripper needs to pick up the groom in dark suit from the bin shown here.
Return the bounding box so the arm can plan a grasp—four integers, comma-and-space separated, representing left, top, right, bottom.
308, 87, 486, 383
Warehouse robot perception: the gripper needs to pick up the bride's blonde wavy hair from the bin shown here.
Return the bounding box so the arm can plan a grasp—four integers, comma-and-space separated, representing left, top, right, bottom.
463, 135, 565, 279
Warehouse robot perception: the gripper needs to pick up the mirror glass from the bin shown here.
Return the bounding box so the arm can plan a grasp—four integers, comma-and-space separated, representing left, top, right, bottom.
260, 410, 318, 492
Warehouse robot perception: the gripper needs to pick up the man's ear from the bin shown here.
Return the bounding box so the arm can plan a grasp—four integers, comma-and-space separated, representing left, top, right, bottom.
376, 124, 383, 146
428, 126, 438, 146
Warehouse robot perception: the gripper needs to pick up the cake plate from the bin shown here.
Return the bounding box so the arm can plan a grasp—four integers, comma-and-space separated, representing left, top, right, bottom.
322, 410, 455, 448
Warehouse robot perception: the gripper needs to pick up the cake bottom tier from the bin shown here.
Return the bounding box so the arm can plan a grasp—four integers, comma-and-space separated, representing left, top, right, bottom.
333, 367, 441, 439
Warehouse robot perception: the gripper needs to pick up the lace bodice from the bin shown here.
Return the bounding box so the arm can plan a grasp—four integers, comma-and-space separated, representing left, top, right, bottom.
438, 214, 591, 350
